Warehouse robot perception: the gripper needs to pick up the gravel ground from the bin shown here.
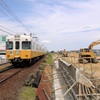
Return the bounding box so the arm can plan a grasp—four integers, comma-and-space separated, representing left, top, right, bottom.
0, 63, 12, 70
0, 58, 44, 100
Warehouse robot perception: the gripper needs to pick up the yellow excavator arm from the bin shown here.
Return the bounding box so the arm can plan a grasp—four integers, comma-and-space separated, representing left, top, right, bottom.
88, 40, 100, 50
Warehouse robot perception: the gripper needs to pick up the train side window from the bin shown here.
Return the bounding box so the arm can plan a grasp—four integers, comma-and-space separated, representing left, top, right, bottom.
29, 41, 31, 49
22, 41, 31, 49
33, 42, 36, 50
32, 45, 34, 50
15, 41, 20, 49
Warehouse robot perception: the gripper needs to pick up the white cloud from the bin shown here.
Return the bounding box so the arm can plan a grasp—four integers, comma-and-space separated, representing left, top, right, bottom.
1, 0, 100, 51
41, 40, 51, 43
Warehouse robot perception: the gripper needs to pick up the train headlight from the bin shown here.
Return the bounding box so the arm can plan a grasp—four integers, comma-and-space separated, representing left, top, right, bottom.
25, 55, 28, 57
8, 55, 10, 57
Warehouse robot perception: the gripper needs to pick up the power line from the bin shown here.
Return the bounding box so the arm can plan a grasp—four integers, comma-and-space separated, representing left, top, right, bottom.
0, 25, 15, 34
0, 8, 8, 16
0, 28, 13, 35
0, 0, 31, 33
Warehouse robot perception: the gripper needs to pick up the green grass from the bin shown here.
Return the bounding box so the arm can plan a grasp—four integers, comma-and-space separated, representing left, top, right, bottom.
19, 87, 36, 100
45, 53, 53, 65
18, 54, 53, 100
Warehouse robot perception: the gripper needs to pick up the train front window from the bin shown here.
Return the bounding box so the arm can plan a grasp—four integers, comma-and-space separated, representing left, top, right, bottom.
15, 41, 20, 49
6, 41, 13, 50
22, 41, 31, 49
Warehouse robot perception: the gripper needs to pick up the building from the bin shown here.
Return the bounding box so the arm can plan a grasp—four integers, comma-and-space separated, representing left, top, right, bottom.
0, 35, 7, 59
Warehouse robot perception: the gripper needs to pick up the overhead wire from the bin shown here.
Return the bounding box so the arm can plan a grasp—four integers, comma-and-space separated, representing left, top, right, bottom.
0, 8, 8, 16
0, 1, 19, 25
0, 25, 15, 34
0, 28, 13, 35
0, 0, 31, 33
0, 7, 15, 35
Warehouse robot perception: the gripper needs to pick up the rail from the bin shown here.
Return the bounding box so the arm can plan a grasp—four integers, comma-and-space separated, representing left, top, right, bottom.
0, 68, 23, 84
0, 65, 13, 73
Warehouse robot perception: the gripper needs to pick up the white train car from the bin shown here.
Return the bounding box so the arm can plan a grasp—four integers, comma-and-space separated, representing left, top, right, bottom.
6, 34, 45, 67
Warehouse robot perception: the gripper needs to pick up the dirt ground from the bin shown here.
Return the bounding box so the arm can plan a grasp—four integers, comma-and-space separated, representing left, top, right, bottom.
61, 52, 100, 79
59, 52, 100, 89
0, 63, 11, 70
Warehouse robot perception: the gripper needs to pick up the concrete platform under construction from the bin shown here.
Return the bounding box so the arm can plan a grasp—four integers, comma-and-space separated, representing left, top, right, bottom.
53, 61, 74, 100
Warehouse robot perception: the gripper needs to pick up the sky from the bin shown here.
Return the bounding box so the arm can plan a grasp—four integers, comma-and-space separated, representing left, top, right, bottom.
0, 0, 100, 51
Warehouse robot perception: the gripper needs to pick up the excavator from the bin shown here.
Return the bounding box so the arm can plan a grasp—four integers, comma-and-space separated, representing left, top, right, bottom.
62, 49, 68, 57
78, 40, 100, 63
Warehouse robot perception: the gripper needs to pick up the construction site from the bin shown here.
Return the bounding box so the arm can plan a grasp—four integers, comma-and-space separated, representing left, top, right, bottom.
36, 52, 100, 100
36, 43, 100, 100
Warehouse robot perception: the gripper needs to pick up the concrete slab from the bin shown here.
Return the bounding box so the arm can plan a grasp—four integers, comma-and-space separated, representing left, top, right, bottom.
53, 61, 71, 100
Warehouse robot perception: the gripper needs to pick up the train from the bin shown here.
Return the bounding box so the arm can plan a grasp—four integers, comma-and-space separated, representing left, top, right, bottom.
6, 34, 46, 67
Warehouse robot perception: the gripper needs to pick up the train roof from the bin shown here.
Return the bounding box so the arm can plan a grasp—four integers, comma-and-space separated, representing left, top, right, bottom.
6, 34, 31, 38
6, 34, 37, 42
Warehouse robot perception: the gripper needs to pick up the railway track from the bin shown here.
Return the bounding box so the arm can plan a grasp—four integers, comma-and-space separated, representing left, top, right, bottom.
0, 57, 45, 100
0, 62, 9, 66
0, 68, 23, 84
0, 65, 14, 73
